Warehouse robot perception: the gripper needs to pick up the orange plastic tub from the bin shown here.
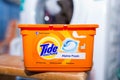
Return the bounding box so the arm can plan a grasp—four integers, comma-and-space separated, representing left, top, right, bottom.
19, 24, 98, 71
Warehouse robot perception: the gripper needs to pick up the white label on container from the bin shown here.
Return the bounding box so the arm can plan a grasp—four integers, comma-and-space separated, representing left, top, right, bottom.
55, 53, 86, 59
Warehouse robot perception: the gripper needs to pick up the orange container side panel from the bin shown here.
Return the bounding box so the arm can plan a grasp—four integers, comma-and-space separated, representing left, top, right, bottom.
19, 24, 98, 72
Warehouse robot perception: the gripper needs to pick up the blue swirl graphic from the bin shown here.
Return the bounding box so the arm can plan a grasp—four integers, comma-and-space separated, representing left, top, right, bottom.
62, 39, 79, 52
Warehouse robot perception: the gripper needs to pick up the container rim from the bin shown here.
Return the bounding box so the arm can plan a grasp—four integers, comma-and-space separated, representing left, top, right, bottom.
18, 24, 98, 29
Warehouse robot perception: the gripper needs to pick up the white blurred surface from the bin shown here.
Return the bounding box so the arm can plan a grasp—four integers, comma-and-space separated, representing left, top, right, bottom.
10, 37, 23, 56
20, 0, 37, 24
45, 0, 61, 15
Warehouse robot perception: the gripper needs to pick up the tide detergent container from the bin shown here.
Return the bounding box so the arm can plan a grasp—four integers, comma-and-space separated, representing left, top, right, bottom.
19, 24, 98, 71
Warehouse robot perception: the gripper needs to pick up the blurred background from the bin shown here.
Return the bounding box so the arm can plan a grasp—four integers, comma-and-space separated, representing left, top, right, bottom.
0, 0, 120, 80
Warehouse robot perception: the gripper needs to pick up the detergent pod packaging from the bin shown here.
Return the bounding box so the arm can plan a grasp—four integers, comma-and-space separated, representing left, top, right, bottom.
19, 24, 98, 71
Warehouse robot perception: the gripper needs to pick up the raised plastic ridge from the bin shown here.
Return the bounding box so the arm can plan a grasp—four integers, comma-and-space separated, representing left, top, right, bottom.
18, 24, 98, 30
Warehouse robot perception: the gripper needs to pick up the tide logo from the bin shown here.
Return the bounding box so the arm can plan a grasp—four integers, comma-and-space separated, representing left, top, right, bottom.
37, 37, 60, 60
40, 44, 58, 56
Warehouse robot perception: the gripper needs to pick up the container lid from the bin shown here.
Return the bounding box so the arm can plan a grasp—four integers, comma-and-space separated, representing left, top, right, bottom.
18, 24, 98, 30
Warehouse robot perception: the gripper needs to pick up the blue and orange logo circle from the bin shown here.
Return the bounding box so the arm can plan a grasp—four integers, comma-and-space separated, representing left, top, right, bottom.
37, 37, 60, 60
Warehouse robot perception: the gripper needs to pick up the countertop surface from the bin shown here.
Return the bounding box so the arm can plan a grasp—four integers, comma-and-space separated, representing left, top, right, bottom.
0, 54, 87, 80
